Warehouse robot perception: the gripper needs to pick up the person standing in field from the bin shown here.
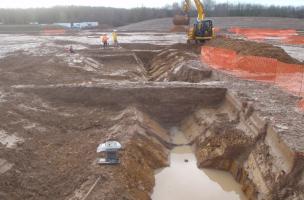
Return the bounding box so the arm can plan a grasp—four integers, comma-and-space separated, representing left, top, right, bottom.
100, 33, 109, 49
112, 30, 118, 47
100, 35, 103, 48
69, 45, 75, 53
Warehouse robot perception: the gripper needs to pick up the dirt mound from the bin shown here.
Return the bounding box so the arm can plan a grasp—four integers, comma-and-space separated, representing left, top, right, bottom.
170, 25, 188, 33
205, 37, 301, 64
146, 48, 212, 82
172, 15, 190, 26
168, 61, 212, 83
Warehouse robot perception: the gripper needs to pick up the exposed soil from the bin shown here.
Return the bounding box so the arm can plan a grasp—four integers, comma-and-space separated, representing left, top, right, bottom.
205, 36, 301, 64
0, 28, 303, 200
143, 48, 212, 82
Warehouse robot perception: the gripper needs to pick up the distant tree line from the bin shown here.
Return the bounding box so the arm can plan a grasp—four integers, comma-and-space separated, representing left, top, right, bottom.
0, 2, 303, 25
200, 0, 304, 18
0, 6, 173, 26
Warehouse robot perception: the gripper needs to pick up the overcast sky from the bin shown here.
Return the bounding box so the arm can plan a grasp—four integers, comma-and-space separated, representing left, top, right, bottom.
0, 0, 303, 8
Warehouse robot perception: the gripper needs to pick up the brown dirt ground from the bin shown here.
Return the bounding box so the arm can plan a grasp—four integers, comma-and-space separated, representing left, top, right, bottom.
0, 31, 304, 200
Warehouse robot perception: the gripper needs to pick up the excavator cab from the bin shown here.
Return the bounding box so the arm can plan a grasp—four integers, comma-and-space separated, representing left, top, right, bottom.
176, 0, 215, 44
188, 19, 214, 44
195, 20, 213, 38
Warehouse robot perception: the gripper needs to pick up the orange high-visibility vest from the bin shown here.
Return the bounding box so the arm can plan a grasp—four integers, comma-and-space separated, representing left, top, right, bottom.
101, 35, 108, 43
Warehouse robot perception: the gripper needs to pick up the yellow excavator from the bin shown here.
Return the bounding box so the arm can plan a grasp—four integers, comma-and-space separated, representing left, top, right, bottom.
174, 0, 215, 44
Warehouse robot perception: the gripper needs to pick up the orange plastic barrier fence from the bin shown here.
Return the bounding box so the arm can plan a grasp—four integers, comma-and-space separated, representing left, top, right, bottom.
228, 27, 304, 45
275, 63, 304, 95
299, 99, 304, 110
202, 46, 237, 69
228, 27, 296, 36
213, 27, 221, 34
284, 35, 304, 45
201, 46, 278, 81
41, 29, 66, 35
201, 46, 304, 110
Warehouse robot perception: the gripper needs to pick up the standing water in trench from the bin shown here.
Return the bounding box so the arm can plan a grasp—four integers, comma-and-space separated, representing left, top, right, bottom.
151, 127, 247, 200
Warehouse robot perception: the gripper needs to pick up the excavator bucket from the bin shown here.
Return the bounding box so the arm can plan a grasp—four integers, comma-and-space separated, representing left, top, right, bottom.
172, 15, 190, 26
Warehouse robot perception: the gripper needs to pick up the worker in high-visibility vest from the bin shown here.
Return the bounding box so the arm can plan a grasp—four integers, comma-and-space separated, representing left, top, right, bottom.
100, 34, 109, 49
112, 30, 118, 47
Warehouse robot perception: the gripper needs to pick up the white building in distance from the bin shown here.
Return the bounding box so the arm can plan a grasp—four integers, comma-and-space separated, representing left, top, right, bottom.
54, 22, 99, 29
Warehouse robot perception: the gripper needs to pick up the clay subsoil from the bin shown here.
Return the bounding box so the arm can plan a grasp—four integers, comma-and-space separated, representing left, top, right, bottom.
0, 29, 304, 200
205, 36, 302, 64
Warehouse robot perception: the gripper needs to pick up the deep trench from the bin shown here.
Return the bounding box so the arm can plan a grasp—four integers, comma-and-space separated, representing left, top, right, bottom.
60, 47, 301, 200
1, 45, 302, 200
124, 48, 301, 200
151, 127, 247, 200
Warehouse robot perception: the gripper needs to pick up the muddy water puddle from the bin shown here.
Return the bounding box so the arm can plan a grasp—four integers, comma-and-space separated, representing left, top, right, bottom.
152, 128, 247, 200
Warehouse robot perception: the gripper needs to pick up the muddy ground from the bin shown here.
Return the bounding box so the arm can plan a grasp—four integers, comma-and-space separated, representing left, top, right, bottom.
0, 26, 304, 200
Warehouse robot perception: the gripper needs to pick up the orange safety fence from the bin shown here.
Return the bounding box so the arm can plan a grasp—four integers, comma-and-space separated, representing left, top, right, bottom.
228, 27, 304, 45
213, 27, 221, 34
275, 63, 304, 95
284, 35, 304, 45
299, 99, 304, 109
228, 27, 297, 36
201, 46, 304, 110
202, 46, 237, 70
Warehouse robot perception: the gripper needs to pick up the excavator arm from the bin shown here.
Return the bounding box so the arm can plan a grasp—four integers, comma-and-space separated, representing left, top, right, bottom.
183, 0, 191, 14
193, 0, 205, 21
183, 0, 205, 21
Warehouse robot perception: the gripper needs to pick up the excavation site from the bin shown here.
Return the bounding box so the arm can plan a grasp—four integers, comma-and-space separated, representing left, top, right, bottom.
0, 15, 304, 200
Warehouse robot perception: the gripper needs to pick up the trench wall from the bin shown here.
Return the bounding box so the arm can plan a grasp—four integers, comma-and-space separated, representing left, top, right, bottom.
15, 83, 226, 125
181, 92, 304, 200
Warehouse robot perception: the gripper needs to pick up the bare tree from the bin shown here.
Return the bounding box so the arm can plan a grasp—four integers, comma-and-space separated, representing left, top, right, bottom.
203, 0, 216, 11
0, 4, 303, 25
